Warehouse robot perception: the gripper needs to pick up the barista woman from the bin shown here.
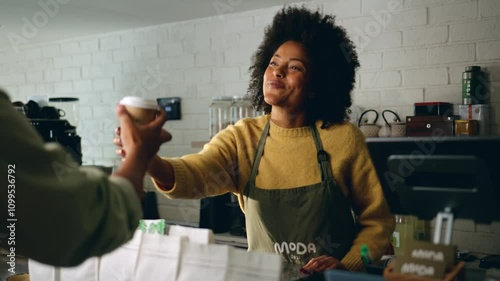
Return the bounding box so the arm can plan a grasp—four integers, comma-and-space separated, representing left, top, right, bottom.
115, 6, 395, 272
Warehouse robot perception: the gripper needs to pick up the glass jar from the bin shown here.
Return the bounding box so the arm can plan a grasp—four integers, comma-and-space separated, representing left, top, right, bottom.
48, 97, 79, 127
392, 215, 428, 257
230, 96, 254, 125
209, 96, 233, 139
392, 215, 415, 257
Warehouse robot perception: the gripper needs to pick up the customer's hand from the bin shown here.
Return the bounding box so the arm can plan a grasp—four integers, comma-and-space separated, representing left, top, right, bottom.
301, 255, 346, 274
114, 105, 171, 162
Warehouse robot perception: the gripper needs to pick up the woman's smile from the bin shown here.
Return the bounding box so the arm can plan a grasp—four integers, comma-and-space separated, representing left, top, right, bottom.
266, 79, 285, 89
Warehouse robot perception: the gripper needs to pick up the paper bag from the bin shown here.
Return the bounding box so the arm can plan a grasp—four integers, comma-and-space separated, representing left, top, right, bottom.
28, 257, 98, 281
59, 258, 98, 281
227, 248, 282, 281
177, 242, 230, 281
98, 230, 143, 281
134, 234, 184, 281
168, 224, 215, 244
28, 259, 56, 281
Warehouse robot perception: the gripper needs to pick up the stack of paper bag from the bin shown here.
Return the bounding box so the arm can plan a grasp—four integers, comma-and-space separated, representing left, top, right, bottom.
29, 221, 282, 281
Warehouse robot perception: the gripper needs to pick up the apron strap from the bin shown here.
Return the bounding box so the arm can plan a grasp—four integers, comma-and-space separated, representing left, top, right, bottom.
249, 120, 271, 183
310, 124, 334, 181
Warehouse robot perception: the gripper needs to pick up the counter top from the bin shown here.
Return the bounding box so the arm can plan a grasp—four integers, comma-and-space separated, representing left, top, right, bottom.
214, 232, 248, 249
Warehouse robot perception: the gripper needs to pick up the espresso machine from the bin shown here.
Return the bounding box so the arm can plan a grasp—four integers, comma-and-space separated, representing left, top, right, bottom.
29, 119, 82, 165
20, 98, 82, 165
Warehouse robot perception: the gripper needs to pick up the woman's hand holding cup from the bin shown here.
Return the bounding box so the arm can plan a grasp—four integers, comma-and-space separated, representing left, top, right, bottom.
114, 96, 172, 163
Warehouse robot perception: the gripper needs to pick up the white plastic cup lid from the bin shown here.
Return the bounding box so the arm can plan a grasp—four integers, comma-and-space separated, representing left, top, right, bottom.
119, 96, 159, 110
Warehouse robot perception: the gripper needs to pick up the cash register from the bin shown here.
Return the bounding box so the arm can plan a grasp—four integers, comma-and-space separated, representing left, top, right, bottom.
364, 136, 500, 281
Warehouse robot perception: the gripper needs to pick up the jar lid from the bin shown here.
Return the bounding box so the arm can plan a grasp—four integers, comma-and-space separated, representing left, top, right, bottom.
232, 95, 252, 101
49, 97, 79, 102
465, 66, 481, 72
211, 96, 233, 102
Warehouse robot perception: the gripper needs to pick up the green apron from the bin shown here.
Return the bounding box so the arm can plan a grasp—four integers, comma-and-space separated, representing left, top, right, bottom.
244, 120, 357, 265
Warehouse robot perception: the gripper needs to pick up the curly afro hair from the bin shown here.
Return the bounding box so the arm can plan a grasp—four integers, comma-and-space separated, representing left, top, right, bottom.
247, 6, 360, 127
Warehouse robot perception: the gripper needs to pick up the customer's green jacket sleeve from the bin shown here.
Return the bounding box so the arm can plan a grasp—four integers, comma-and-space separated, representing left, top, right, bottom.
0, 92, 142, 266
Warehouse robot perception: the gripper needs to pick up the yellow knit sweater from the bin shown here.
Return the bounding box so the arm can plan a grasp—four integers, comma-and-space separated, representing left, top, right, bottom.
154, 115, 395, 271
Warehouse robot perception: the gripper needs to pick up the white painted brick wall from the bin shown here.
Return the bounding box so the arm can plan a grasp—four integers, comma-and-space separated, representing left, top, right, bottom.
54, 81, 72, 94
361, 0, 404, 15
2, 73, 25, 85
112, 48, 135, 63
44, 69, 62, 82
80, 39, 99, 53
41, 45, 61, 58
211, 33, 240, 51
183, 68, 211, 83
99, 36, 121, 51
224, 16, 254, 34
121, 32, 146, 48
478, 40, 500, 60
159, 42, 183, 57
53, 56, 73, 68
195, 21, 224, 38
403, 67, 448, 86
1, 0, 500, 252
195, 51, 224, 67
253, 11, 278, 30
405, 0, 466, 9
144, 27, 169, 44
25, 49, 42, 60
62, 67, 81, 80
212, 66, 240, 82
360, 70, 401, 88
358, 52, 382, 70
450, 18, 500, 42
18, 85, 36, 96
92, 51, 113, 65
383, 49, 426, 68
480, 0, 500, 18
35, 83, 54, 93
351, 90, 382, 108
381, 88, 424, 107
323, 0, 362, 19
73, 54, 91, 65
360, 31, 402, 51
427, 43, 475, 64
170, 23, 195, 41
183, 38, 211, 54
73, 80, 92, 93
425, 85, 463, 104
61, 41, 80, 54
385, 8, 427, 30
135, 45, 158, 59
92, 78, 114, 91
26, 71, 43, 83
429, 1, 478, 25
403, 25, 448, 47
31, 59, 53, 71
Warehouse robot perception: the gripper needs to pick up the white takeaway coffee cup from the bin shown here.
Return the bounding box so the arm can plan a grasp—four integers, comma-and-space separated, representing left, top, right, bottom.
119, 96, 159, 125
